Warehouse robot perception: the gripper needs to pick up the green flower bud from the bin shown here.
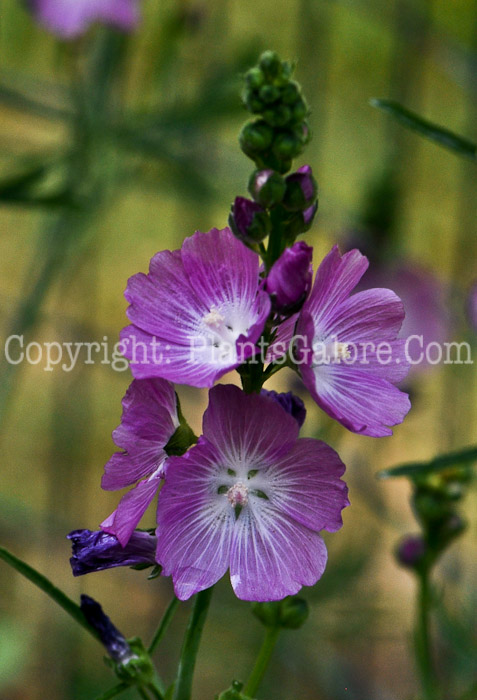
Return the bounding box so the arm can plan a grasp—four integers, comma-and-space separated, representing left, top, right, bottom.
248, 169, 286, 207
263, 105, 292, 127
259, 50, 281, 79
272, 131, 303, 160
111, 637, 155, 686
251, 596, 309, 630
259, 84, 280, 104
281, 82, 300, 105
240, 120, 274, 156
291, 99, 308, 123
245, 67, 265, 90
243, 91, 264, 114
216, 680, 252, 700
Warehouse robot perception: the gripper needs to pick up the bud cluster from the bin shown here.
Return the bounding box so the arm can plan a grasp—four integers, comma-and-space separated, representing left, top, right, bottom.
229, 51, 318, 262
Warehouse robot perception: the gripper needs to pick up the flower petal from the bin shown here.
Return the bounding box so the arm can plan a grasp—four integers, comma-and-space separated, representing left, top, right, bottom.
301, 363, 411, 437
155, 444, 235, 600
229, 503, 328, 601
101, 476, 161, 547
303, 246, 369, 329
202, 385, 299, 465
267, 438, 349, 532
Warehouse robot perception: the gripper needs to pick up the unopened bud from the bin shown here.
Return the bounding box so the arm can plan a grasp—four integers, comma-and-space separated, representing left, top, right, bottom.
229, 197, 270, 245
239, 120, 274, 156
283, 165, 318, 211
248, 169, 286, 207
396, 535, 427, 570
265, 241, 313, 314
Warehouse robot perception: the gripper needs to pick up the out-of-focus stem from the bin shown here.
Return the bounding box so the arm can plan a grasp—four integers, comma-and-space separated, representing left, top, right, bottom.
148, 596, 180, 655
415, 569, 439, 700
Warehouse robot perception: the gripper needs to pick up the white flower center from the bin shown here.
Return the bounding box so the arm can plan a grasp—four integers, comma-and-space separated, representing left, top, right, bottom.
227, 482, 249, 507
203, 306, 226, 327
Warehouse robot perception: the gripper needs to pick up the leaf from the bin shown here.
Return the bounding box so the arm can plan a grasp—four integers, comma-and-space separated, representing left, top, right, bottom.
369, 98, 477, 161
378, 445, 477, 479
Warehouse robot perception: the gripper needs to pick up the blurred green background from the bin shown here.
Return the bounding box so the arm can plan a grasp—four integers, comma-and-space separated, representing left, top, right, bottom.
0, 0, 476, 698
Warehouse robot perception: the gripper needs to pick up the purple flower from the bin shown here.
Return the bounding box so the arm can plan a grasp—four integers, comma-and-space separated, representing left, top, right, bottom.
265, 241, 313, 313
28, 0, 140, 39
260, 389, 306, 427
155, 385, 348, 601
466, 281, 477, 332
68, 529, 157, 576
229, 198, 270, 244
100, 378, 178, 546
295, 246, 411, 437
120, 228, 271, 388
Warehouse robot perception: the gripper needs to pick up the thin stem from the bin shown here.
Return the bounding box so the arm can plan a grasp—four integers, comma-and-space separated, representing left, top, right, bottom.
0, 545, 101, 643
148, 596, 180, 654
146, 683, 164, 700
95, 682, 129, 700
243, 626, 280, 698
172, 587, 213, 700
137, 688, 152, 700
415, 569, 439, 700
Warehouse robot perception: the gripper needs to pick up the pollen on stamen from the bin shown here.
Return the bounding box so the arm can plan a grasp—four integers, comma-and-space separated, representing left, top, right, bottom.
203, 306, 225, 327
333, 341, 351, 362
227, 482, 249, 508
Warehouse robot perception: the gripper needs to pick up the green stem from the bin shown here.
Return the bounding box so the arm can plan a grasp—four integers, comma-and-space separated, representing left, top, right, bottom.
137, 688, 152, 700
0, 545, 101, 643
172, 587, 213, 700
415, 569, 439, 700
148, 596, 180, 654
95, 683, 129, 700
243, 626, 280, 698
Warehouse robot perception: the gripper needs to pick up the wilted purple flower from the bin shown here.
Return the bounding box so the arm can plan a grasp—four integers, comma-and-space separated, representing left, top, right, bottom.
29, 0, 140, 39
100, 378, 178, 546
81, 595, 134, 663
466, 281, 477, 332
120, 228, 271, 388
283, 165, 317, 211
295, 246, 411, 437
260, 389, 306, 427
229, 197, 270, 244
265, 241, 312, 313
155, 384, 348, 601
68, 529, 157, 576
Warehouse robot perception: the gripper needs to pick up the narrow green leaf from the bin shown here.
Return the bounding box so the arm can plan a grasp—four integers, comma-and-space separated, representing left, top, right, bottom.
370, 98, 477, 161
0, 545, 101, 643
378, 445, 477, 479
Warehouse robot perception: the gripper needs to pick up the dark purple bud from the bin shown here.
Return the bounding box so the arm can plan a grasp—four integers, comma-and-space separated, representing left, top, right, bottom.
466, 281, 477, 332
261, 390, 306, 428
67, 529, 157, 576
229, 197, 270, 244
283, 165, 318, 211
248, 169, 286, 208
265, 241, 313, 314
80, 595, 134, 663
396, 534, 427, 569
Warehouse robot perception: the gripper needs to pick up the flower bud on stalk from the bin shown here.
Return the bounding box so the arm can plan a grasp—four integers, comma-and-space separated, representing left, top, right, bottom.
396, 535, 427, 570
248, 169, 286, 208
229, 197, 270, 245
283, 165, 318, 211
265, 241, 313, 314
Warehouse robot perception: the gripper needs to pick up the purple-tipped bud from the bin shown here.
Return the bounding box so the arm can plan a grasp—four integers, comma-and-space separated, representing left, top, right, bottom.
303, 201, 318, 226
283, 165, 318, 211
248, 169, 286, 208
229, 197, 270, 244
265, 241, 313, 314
80, 595, 134, 663
466, 281, 477, 332
261, 389, 306, 427
67, 529, 157, 576
396, 534, 427, 569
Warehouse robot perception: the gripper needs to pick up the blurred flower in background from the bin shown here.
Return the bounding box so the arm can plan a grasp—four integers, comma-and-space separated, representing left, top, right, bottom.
27, 0, 141, 39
